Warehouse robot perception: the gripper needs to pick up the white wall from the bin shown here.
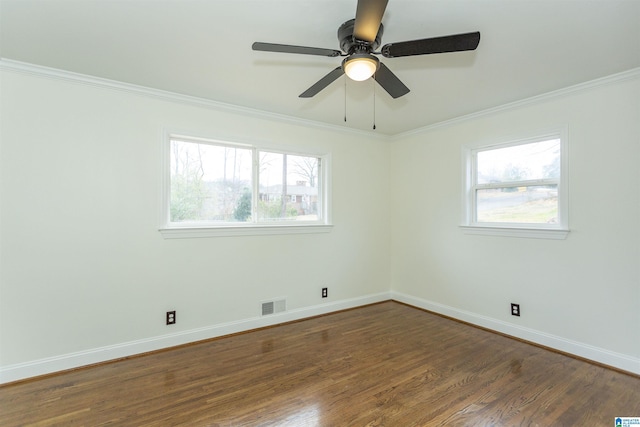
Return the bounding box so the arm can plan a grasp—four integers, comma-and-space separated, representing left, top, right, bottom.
1, 66, 638, 383
0, 69, 391, 382
390, 75, 640, 373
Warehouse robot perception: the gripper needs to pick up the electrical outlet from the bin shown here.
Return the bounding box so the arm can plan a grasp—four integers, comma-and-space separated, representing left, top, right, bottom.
511, 303, 520, 317
166, 311, 176, 325
322, 287, 328, 298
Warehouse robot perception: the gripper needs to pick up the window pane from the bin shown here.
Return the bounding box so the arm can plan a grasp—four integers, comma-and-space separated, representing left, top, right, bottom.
170, 139, 252, 222
476, 185, 558, 224
477, 139, 560, 184
258, 152, 320, 221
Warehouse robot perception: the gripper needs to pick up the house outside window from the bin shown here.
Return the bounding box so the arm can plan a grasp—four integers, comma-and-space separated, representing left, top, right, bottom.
462, 129, 568, 239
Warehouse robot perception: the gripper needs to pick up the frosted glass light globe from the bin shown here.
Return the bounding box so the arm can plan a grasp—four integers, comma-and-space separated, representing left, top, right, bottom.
343, 55, 379, 81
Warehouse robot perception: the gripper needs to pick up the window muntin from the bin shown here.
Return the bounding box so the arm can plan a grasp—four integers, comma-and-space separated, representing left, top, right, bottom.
463, 132, 567, 237
164, 135, 327, 231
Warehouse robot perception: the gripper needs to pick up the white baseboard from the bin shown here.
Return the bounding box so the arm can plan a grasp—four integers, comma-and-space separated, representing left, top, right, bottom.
0, 292, 391, 384
391, 291, 640, 375
3, 291, 637, 384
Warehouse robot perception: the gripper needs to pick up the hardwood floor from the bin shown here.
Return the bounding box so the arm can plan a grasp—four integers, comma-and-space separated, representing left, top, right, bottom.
1, 301, 638, 426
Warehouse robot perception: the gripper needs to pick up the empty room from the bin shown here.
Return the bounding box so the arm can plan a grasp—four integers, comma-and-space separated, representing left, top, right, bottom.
0, 0, 639, 425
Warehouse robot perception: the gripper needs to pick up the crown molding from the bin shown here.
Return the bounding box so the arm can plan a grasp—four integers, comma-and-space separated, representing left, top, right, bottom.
391, 67, 640, 141
0, 58, 386, 141
2, 59, 638, 140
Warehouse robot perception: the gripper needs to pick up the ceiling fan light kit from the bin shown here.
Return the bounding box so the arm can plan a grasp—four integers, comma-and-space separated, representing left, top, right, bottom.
252, 0, 480, 100
343, 54, 379, 81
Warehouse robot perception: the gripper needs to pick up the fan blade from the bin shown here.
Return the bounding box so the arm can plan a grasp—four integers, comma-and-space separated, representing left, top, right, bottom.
353, 0, 389, 43
381, 31, 480, 58
374, 62, 409, 98
299, 67, 345, 98
252, 42, 341, 57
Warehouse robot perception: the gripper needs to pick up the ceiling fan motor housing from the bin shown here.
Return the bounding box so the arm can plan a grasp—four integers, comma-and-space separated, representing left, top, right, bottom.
338, 19, 384, 54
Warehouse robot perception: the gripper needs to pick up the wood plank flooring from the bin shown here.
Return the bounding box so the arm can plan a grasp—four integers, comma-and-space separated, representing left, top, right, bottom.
1, 301, 638, 426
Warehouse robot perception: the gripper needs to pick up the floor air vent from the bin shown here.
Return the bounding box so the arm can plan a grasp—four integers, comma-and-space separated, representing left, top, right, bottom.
261, 298, 286, 316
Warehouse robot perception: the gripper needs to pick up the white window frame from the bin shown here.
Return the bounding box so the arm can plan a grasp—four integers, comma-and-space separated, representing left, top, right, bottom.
159, 132, 332, 239
461, 127, 569, 239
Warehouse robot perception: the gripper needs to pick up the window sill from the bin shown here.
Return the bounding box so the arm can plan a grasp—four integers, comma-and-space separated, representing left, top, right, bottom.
160, 224, 333, 239
460, 225, 569, 240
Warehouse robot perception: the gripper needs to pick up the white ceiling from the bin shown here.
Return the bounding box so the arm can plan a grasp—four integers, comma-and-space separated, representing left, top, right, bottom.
2, 0, 639, 135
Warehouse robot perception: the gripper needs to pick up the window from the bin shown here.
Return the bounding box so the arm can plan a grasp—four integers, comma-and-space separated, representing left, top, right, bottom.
160, 134, 331, 238
462, 130, 568, 239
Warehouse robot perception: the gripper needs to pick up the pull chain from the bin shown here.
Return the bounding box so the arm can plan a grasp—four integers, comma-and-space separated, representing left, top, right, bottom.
344, 75, 347, 122
372, 73, 376, 130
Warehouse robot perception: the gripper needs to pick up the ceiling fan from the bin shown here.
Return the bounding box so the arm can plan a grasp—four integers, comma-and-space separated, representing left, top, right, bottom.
252, 0, 480, 99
